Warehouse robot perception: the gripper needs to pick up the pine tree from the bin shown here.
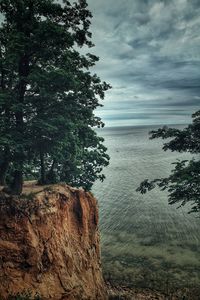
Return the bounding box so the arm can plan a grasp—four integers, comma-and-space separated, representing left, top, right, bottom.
0, 0, 110, 194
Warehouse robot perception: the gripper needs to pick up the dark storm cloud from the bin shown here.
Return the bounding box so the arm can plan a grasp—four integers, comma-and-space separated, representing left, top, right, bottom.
86, 0, 200, 126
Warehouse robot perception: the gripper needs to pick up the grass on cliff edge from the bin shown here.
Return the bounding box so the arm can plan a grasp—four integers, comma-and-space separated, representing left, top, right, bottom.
0, 291, 41, 300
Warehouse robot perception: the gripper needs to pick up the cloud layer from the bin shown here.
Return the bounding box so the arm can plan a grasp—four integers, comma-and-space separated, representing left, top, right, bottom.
87, 0, 200, 126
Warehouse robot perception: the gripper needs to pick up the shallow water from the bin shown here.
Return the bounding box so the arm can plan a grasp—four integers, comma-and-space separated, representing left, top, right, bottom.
93, 125, 200, 292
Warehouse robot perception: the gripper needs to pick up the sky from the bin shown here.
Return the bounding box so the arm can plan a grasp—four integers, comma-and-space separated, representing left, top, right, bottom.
87, 0, 200, 127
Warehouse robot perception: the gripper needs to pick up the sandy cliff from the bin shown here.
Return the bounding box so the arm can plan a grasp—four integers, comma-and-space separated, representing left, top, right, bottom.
0, 183, 107, 300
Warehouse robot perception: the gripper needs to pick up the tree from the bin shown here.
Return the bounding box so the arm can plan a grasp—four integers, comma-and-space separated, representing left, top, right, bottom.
0, 0, 110, 195
137, 111, 200, 213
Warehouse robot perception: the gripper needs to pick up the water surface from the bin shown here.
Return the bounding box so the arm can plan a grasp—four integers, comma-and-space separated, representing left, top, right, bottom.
93, 125, 200, 292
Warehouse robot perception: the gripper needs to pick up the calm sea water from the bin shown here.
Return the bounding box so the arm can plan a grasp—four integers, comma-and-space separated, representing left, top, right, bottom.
93, 125, 200, 292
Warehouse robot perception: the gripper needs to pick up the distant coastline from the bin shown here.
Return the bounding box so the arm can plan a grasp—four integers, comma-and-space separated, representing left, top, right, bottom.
96, 123, 189, 131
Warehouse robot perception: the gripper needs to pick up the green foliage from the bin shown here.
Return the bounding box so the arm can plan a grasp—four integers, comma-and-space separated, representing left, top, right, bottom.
0, 0, 110, 194
137, 111, 200, 213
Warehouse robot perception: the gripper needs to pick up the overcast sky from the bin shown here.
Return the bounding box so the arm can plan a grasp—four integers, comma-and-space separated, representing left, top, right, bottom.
87, 0, 200, 127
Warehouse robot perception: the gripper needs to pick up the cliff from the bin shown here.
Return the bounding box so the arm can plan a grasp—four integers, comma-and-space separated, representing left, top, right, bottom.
0, 183, 107, 300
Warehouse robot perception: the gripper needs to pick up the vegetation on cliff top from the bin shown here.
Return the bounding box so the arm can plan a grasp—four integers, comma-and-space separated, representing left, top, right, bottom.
0, 0, 110, 195
137, 111, 200, 213
1, 291, 41, 300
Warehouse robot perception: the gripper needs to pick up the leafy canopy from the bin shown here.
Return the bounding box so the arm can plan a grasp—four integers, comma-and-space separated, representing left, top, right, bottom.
0, 0, 110, 194
137, 111, 200, 213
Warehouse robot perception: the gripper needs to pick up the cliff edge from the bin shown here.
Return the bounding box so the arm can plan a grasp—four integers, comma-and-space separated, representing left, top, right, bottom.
0, 183, 107, 300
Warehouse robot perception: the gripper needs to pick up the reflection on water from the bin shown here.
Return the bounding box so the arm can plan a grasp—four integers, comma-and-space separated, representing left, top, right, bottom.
93, 125, 200, 292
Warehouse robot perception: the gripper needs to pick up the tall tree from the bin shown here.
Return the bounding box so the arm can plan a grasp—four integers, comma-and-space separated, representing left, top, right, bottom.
0, 0, 110, 194
137, 111, 200, 213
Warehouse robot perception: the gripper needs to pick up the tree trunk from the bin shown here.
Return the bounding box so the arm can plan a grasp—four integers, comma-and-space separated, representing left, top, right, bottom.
0, 159, 9, 186
0, 147, 10, 185
10, 169, 23, 195
11, 54, 29, 194
46, 160, 56, 183
12, 109, 24, 194
0, 59, 10, 186
39, 151, 46, 185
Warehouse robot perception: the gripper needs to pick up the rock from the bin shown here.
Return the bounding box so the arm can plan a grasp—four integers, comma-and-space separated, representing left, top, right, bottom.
0, 184, 107, 300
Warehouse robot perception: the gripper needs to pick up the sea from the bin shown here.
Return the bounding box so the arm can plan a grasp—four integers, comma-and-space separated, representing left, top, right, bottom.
92, 125, 200, 293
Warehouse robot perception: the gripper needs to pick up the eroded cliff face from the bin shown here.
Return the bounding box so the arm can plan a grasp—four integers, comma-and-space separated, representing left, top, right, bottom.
0, 183, 107, 300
